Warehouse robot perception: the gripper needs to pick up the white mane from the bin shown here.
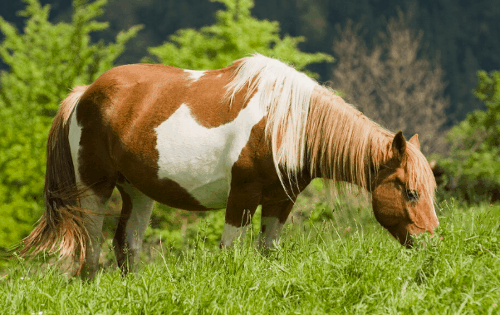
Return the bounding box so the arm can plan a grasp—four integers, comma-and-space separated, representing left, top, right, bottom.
225, 54, 318, 185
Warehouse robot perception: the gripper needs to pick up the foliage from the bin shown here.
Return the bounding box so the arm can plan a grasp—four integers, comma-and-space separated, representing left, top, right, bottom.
440, 71, 500, 202
1, 203, 499, 314
143, 0, 333, 78
0, 0, 141, 248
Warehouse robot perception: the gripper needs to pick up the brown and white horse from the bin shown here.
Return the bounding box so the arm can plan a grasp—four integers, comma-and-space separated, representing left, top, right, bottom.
21, 54, 438, 279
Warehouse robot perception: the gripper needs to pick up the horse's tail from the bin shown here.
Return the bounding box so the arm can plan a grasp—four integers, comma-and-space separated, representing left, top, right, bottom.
20, 85, 89, 275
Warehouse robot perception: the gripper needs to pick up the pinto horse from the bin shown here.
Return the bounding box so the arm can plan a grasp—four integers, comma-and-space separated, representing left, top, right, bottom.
21, 54, 438, 279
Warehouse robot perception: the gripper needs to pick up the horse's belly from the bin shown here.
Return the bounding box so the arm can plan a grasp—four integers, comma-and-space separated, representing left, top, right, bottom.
188, 178, 230, 209
154, 96, 264, 209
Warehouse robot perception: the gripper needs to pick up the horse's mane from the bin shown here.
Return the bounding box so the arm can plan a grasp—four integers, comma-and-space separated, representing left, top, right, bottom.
225, 54, 435, 200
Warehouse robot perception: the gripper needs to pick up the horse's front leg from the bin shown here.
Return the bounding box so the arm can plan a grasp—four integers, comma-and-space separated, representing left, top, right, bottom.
259, 200, 294, 249
220, 182, 262, 248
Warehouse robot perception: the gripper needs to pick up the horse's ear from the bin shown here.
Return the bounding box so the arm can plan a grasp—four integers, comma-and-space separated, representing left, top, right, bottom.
392, 131, 407, 161
408, 134, 420, 150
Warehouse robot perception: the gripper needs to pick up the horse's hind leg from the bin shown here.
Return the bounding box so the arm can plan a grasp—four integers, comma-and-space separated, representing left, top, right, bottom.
114, 176, 155, 275
70, 166, 115, 279
77, 185, 114, 279
69, 110, 116, 279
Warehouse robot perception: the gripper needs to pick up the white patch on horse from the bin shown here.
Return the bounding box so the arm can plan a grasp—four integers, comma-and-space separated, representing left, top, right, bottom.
154, 93, 265, 209
220, 223, 249, 247
185, 70, 205, 82
259, 217, 284, 248
68, 109, 83, 184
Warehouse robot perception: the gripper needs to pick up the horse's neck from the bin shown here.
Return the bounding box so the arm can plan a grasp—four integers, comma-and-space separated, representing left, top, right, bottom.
305, 93, 393, 191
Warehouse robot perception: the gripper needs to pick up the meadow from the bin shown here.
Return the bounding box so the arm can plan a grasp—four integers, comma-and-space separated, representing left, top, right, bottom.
1, 185, 499, 315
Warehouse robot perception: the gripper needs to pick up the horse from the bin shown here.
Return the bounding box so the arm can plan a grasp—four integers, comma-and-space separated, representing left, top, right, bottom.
21, 54, 438, 279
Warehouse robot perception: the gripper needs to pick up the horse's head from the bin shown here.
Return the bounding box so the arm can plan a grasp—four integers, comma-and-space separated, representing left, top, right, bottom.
371, 132, 438, 246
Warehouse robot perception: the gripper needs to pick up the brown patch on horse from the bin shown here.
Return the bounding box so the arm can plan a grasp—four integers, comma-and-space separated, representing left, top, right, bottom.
224, 116, 312, 227
19, 85, 90, 275
92, 63, 249, 131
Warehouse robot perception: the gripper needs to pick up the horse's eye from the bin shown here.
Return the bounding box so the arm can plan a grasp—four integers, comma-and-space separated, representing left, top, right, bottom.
404, 189, 419, 202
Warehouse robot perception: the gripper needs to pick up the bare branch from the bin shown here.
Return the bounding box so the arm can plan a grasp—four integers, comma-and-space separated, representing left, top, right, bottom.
331, 10, 449, 154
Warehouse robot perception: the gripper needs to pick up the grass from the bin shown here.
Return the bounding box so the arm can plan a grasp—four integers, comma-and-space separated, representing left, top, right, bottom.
1, 200, 499, 314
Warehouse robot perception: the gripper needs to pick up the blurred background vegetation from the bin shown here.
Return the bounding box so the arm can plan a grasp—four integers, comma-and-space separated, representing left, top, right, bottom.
0, 0, 499, 264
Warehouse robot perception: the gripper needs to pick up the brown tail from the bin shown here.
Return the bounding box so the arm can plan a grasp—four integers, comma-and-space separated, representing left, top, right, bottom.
20, 85, 89, 275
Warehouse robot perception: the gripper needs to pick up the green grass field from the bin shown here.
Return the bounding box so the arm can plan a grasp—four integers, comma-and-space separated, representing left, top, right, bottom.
1, 196, 499, 314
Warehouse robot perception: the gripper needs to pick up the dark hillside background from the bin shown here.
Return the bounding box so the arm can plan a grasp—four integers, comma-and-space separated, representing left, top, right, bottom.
1, 0, 499, 123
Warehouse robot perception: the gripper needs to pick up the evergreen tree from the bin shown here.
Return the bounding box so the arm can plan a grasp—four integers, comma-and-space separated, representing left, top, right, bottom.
143, 0, 333, 79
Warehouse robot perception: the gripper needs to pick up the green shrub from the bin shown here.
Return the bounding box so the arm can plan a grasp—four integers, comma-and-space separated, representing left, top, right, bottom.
143, 0, 333, 77
439, 70, 500, 204
0, 0, 141, 248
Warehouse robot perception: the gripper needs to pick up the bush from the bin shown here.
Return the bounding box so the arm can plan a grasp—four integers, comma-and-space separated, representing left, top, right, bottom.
0, 0, 141, 248
143, 0, 333, 78
438, 70, 500, 204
